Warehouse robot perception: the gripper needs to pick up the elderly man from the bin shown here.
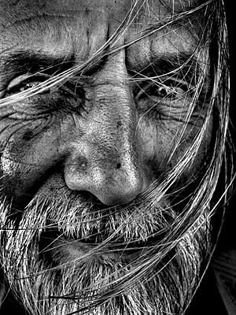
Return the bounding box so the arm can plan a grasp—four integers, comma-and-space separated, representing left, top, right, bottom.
0, 0, 233, 314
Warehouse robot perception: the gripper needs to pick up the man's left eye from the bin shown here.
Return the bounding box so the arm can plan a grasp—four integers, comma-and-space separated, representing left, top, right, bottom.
154, 84, 185, 99
136, 79, 190, 101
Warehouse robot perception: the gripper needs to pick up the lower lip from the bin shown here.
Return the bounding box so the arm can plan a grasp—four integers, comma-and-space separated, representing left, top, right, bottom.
51, 238, 146, 262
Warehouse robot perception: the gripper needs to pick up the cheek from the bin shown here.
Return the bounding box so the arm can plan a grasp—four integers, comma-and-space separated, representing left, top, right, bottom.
0, 118, 62, 198
138, 115, 213, 179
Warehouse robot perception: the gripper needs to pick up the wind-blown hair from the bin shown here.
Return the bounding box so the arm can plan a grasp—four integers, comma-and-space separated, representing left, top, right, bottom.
0, 0, 234, 314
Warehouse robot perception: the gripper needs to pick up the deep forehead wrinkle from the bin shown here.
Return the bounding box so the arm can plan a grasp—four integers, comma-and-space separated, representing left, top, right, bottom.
0, 0, 127, 25
0, 0, 210, 78
0, 9, 111, 63
0, 0, 210, 47
0, 0, 210, 25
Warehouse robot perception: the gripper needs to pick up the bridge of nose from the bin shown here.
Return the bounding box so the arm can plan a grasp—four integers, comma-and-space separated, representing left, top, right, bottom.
63, 50, 146, 205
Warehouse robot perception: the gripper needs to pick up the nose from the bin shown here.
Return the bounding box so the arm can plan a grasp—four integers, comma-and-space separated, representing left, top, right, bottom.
64, 140, 144, 206
63, 52, 146, 206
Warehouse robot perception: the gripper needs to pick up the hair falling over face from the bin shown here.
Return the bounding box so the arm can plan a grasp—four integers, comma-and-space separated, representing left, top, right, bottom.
0, 0, 234, 314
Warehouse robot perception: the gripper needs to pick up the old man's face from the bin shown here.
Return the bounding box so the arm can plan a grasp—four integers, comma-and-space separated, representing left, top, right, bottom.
0, 0, 221, 314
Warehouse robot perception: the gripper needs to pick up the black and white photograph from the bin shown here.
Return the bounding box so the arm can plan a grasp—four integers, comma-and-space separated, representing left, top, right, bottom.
0, 1, 234, 314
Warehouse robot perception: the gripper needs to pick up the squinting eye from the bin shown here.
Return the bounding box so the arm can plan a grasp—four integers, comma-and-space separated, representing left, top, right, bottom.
18, 81, 41, 92
145, 82, 186, 99
155, 85, 183, 98
136, 80, 189, 101
6, 73, 49, 95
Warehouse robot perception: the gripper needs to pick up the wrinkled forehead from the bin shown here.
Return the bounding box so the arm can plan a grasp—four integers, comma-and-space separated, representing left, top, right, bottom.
0, 0, 206, 32
0, 0, 208, 68
0, 0, 204, 16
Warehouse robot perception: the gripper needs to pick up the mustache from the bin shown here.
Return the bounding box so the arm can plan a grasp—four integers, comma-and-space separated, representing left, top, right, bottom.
0, 172, 208, 263
19, 182, 175, 250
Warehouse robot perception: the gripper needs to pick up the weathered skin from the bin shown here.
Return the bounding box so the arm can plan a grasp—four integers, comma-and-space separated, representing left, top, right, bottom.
0, 0, 215, 314
0, 0, 211, 207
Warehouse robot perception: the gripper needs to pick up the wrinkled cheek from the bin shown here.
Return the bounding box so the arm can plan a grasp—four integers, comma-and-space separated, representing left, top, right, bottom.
0, 118, 61, 199
137, 115, 213, 182
0, 121, 30, 193
168, 119, 214, 185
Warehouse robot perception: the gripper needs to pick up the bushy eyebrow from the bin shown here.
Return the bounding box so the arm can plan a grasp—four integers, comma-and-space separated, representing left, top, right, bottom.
0, 51, 74, 76
128, 52, 202, 84
0, 50, 204, 90
0, 49, 109, 81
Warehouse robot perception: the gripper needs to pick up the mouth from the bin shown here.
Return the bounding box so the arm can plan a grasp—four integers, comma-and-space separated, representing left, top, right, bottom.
81, 232, 160, 252
24, 187, 171, 263
40, 226, 162, 264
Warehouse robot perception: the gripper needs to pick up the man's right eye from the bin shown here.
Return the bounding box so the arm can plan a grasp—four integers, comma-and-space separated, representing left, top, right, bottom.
3, 72, 87, 120
6, 73, 50, 95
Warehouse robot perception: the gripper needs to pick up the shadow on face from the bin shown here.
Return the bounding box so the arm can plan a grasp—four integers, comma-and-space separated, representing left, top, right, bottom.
0, 0, 230, 314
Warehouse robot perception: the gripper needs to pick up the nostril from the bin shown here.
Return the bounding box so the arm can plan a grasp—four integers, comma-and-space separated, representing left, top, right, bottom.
77, 157, 88, 171
116, 162, 121, 169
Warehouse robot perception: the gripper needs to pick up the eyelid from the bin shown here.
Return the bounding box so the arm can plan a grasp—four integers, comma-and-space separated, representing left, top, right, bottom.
164, 78, 194, 91
7, 73, 50, 92
135, 77, 193, 100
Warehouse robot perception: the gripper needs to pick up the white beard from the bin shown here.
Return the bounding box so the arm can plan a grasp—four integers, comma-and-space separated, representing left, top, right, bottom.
0, 184, 210, 315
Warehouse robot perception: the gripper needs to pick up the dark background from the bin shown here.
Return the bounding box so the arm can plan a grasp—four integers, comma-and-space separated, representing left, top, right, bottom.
219, 2, 235, 250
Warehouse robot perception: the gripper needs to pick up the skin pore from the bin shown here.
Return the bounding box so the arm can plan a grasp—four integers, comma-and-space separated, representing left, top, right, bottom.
0, 0, 230, 314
